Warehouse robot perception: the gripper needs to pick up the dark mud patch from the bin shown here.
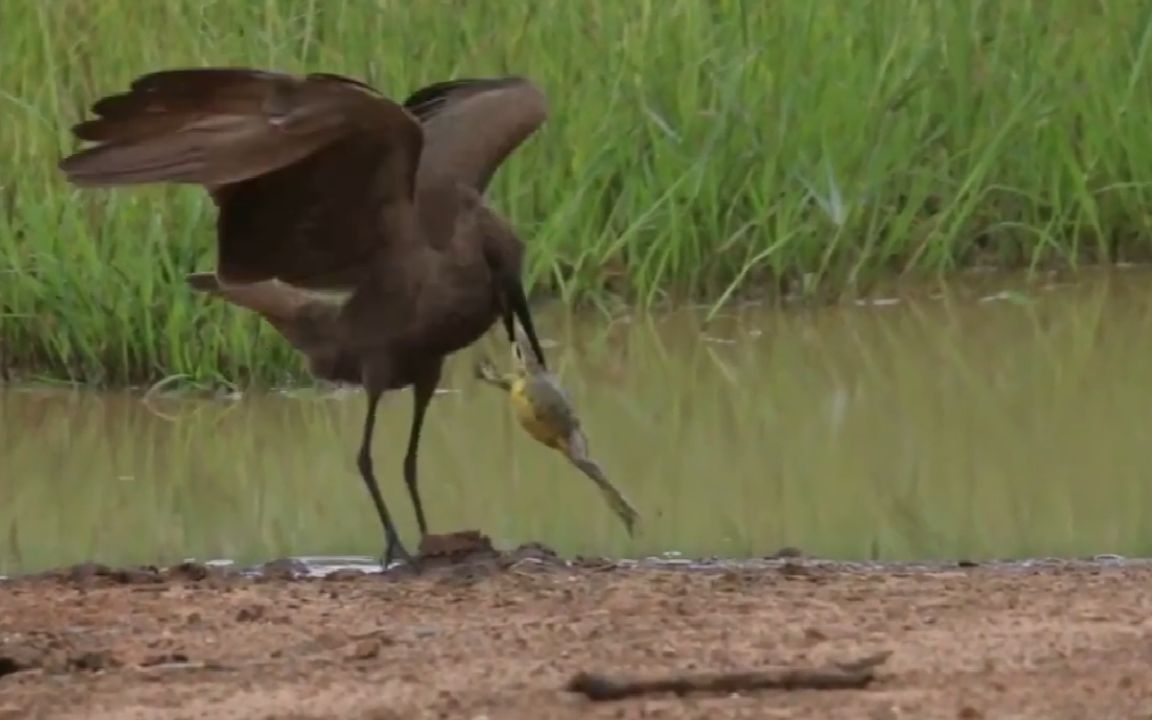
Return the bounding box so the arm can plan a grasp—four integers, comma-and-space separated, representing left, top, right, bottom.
0, 637, 121, 678
17, 559, 243, 590
2, 531, 569, 590
4, 540, 1152, 590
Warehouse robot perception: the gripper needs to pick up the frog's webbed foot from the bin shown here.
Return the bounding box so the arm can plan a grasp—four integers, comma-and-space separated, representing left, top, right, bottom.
473, 355, 509, 389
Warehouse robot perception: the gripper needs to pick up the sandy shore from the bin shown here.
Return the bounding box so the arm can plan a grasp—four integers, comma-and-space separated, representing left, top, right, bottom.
2, 539, 1150, 719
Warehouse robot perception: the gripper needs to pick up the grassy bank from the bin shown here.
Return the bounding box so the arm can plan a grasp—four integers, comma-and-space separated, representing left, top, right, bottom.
2, 0, 1151, 386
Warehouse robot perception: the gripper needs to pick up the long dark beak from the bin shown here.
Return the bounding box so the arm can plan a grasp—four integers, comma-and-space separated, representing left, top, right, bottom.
501, 276, 548, 371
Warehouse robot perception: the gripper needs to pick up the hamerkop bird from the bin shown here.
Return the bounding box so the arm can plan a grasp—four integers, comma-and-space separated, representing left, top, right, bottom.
57, 67, 552, 568
474, 323, 639, 536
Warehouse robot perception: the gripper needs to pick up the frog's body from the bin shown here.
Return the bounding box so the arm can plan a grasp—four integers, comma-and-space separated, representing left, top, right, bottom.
474, 324, 639, 536
508, 373, 577, 450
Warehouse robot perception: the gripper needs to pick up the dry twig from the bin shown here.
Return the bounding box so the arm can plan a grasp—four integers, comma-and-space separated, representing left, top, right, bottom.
566, 651, 891, 701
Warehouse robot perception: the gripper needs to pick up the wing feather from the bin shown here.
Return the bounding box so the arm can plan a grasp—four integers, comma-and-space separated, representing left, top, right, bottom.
59, 67, 425, 288
402, 76, 547, 195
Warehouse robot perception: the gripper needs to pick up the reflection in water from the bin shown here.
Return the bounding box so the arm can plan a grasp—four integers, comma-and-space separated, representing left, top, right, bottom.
5, 270, 1152, 573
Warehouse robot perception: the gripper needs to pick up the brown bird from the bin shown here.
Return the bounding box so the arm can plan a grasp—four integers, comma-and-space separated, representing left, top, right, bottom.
57, 67, 552, 569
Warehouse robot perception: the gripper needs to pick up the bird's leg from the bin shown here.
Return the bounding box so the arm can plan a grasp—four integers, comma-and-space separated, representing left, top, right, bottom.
356, 386, 416, 571
403, 362, 443, 539
500, 274, 548, 371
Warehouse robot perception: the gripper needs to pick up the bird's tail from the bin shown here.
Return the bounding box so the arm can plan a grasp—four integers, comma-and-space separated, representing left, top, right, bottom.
185, 270, 347, 349
566, 430, 640, 537
186, 273, 312, 321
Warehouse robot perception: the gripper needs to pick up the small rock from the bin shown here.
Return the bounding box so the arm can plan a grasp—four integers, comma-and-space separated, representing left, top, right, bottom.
69, 650, 117, 672
235, 605, 267, 623
769, 546, 805, 559
0, 703, 27, 720
140, 652, 190, 667
869, 706, 899, 720
779, 561, 813, 577
110, 567, 163, 585
65, 562, 113, 583
347, 640, 380, 660
167, 561, 210, 582
418, 530, 495, 560
324, 569, 367, 582
510, 542, 559, 562
570, 556, 615, 570
259, 558, 308, 580
0, 645, 43, 677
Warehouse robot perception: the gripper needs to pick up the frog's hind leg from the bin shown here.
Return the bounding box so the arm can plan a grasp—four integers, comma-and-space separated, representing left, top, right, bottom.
564, 429, 640, 537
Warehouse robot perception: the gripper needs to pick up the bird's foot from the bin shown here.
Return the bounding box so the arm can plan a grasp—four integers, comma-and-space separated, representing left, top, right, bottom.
379, 534, 420, 575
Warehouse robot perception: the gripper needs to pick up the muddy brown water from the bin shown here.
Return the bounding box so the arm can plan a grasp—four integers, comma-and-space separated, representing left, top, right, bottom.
4, 269, 1152, 575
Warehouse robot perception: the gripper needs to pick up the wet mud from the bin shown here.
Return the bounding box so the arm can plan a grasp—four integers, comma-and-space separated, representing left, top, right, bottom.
2, 532, 1151, 719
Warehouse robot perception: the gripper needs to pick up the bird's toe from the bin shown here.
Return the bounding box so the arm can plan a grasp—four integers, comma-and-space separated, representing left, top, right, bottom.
380, 537, 420, 575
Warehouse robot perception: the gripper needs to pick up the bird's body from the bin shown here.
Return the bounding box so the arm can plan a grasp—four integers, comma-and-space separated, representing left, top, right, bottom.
474, 327, 639, 537
58, 67, 553, 568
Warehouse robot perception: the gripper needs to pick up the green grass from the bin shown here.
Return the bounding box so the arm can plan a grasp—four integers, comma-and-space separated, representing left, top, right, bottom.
3, 0, 1152, 385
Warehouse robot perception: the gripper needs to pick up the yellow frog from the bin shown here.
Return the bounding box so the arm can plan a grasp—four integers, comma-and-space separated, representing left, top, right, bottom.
474, 324, 639, 537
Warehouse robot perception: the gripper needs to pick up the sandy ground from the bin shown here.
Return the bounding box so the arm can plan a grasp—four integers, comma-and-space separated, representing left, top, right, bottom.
2, 537, 1152, 720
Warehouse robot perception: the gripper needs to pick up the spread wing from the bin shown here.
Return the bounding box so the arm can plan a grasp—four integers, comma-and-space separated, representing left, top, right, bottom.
402, 76, 547, 196
59, 67, 425, 289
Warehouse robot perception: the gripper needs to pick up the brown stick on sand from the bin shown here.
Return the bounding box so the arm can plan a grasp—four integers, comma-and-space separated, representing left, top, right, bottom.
565, 651, 891, 701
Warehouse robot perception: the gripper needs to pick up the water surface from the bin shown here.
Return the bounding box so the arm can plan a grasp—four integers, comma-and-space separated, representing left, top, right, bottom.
5, 270, 1152, 573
